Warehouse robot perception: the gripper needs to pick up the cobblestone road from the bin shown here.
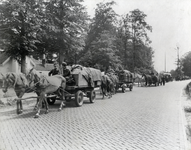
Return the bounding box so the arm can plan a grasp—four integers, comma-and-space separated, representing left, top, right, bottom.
0, 80, 190, 150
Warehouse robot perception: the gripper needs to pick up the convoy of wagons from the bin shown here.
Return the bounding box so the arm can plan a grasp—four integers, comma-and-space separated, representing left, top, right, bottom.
46, 65, 174, 107
46, 65, 134, 107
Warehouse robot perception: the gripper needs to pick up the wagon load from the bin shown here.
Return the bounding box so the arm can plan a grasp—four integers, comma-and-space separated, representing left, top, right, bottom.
70, 65, 102, 88
118, 70, 133, 83
116, 69, 134, 92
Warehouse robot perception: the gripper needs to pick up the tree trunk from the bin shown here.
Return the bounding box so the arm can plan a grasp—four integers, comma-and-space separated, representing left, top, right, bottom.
21, 55, 26, 74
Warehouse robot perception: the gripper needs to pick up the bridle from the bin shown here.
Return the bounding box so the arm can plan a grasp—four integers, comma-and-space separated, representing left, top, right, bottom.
2, 73, 18, 93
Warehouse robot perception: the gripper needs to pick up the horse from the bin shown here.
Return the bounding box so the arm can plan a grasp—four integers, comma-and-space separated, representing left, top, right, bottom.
142, 73, 153, 86
1, 72, 37, 114
133, 73, 145, 87
106, 72, 119, 94
101, 74, 114, 99
26, 68, 66, 118
158, 73, 165, 86
142, 73, 159, 86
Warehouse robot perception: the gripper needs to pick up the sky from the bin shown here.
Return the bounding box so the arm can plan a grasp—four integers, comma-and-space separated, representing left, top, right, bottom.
82, 0, 191, 72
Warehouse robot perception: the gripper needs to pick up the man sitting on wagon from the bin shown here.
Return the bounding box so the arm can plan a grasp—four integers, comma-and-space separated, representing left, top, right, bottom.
61, 62, 72, 82
48, 63, 60, 76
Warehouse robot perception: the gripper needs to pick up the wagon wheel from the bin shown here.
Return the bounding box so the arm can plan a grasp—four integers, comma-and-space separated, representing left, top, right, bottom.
75, 90, 84, 107
89, 90, 96, 103
47, 97, 56, 105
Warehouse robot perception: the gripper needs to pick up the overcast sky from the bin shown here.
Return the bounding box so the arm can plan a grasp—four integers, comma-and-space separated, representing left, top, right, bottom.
82, 0, 191, 72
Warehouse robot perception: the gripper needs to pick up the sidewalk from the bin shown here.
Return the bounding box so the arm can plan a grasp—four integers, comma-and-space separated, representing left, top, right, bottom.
0, 88, 36, 106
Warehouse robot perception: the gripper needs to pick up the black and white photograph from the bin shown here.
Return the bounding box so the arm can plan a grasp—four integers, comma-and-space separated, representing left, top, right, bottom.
0, 0, 191, 149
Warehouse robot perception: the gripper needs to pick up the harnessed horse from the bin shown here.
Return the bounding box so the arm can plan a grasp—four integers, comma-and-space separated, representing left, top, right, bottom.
1, 72, 36, 114
133, 73, 145, 87
101, 74, 113, 99
142, 73, 159, 86
142, 73, 153, 86
26, 68, 66, 118
106, 72, 119, 94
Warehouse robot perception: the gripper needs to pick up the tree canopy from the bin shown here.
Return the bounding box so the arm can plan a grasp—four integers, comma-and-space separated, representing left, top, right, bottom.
0, 0, 154, 74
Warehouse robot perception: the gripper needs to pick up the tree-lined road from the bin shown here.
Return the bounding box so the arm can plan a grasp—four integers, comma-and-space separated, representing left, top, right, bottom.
0, 80, 190, 150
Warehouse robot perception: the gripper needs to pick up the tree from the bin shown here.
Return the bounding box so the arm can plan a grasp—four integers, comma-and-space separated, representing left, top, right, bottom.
116, 9, 153, 72
181, 52, 191, 77
80, 1, 119, 69
43, 0, 89, 64
0, 0, 43, 73
116, 14, 132, 70
129, 9, 152, 72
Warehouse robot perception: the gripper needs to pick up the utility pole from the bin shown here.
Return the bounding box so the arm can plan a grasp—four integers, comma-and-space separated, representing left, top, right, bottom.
175, 46, 181, 80
164, 52, 166, 72
176, 46, 180, 68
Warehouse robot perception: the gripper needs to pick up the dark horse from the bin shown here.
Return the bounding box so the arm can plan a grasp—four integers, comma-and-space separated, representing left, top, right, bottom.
106, 73, 119, 94
101, 74, 114, 99
142, 73, 159, 86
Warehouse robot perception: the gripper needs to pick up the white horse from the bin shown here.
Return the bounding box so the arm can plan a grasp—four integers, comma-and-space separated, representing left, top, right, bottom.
26, 68, 67, 118
133, 73, 145, 87
1, 72, 38, 114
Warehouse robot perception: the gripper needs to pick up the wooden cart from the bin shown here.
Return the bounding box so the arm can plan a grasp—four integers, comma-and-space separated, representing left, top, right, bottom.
47, 67, 102, 107
117, 70, 133, 93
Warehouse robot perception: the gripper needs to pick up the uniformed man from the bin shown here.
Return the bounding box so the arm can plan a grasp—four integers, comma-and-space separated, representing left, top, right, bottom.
48, 63, 60, 76
62, 62, 71, 79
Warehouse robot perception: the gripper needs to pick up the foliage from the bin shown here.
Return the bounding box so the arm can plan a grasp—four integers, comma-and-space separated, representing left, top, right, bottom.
36, 0, 89, 64
181, 52, 191, 77
115, 9, 153, 72
0, 0, 42, 73
79, 1, 119, 70
0, 0, 155, 73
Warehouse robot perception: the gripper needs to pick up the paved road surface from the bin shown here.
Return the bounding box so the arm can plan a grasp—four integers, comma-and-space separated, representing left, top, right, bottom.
0, 80, 190, 150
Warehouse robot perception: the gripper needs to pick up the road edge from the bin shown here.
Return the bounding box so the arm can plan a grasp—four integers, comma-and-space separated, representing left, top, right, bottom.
180, 88, 191, 150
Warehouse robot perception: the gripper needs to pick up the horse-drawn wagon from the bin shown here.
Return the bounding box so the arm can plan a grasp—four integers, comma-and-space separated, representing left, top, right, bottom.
47, 65, 102, 107
116, 70, 133, 93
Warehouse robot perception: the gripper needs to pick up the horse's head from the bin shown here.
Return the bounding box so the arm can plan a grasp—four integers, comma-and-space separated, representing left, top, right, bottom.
26, 68, 39, 86
142, 73, 145, 78
1, 73, 16, 93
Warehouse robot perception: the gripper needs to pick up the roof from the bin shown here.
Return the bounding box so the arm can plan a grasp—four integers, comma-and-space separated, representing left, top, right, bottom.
0, 52, 10, 65
0, 53, 54, 71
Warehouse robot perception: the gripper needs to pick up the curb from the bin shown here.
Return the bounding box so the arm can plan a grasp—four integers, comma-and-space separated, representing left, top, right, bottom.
180, 89, 191, 150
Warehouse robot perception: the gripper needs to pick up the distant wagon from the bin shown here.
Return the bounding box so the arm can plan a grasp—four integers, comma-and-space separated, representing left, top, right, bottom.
116, 70, 133, 93
47, 65, 102, 107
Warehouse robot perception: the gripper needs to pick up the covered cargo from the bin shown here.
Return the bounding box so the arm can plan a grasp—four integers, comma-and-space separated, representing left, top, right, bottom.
70, 65, 102, 88
118, 70, 133, 83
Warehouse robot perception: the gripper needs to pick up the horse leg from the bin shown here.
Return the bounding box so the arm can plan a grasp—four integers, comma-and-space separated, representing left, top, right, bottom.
44, 97, 49, 114
16, 90, 25, 114
58, 88, 65, 111
34, 93, 44, 118
34, 98, 39, 110
16, 100, 21, 114
102, 88, 105, 99
33, 92, 40, 110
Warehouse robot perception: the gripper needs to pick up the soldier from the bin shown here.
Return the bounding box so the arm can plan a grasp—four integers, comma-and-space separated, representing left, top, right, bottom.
62, 62, 71, 79
48, 63, 60, 76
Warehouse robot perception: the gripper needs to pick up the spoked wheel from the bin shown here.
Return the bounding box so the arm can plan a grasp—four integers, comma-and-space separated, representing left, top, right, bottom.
89, 90, 96, 103
75, 90, 84, 107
